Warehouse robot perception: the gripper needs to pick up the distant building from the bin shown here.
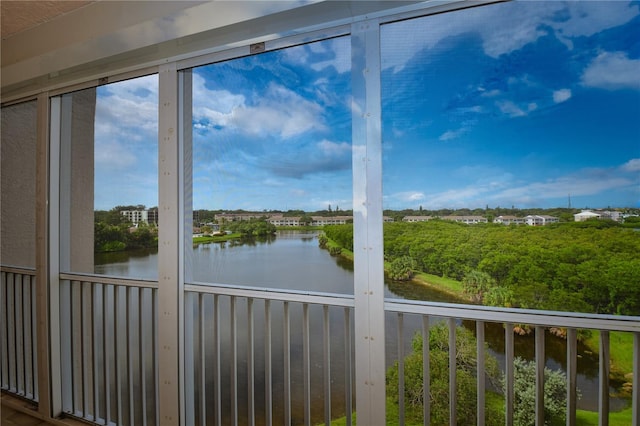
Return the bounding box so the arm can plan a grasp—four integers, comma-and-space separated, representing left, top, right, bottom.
402, 216, 433, 222
574, 210, 623, 222
311, 216, 352, 226
494, 215, 526, 225
598, 210, 623, 222
267, 215, 300, 227
574, 210, 601, 222
525, 215, 559, 226
121, 209, 158, 226
443, 215, 488, 224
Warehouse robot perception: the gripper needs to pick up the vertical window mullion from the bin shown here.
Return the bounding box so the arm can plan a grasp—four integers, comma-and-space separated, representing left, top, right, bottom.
351, 18, 386, 425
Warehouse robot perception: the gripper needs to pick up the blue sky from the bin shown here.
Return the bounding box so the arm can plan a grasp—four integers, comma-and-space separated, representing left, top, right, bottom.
94, 1, 640, 212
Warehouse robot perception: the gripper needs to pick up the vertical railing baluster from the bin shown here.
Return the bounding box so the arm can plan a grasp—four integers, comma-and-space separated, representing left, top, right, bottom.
599, 330, 610, 426
344, 307, 353, 426
247, 298, 255, 426
60, 279, 72, 413
31, 275, 38, 402
398, 313, 405, 426
448, 318, 457, 426
323, 305, 331, 426
566, 328, 578, 426
115, 286, 123, 425
0, 272, 6, 390
15, 275, 24, 396
103, 284, 111, 425
139, 288, 148, 426
127, 287, 135, 426
284, 301, 291, 426
7, 274, 15, 393
92, 284, 100, 423
230, 296, 238, 426
265, 300, 273, 426
213, 295, 221, 426
477, 321, 485, 426
184, 292, 195, 426
23, 275, 33, 399
81, 282, 90, 419
153, 289, 159, 426
422, 316, 430, 426
633, 332, 639, 426
199, 293, 206, 426
505, 323, 514, 426
535, 326, 545, 426
303, 303, 311, 426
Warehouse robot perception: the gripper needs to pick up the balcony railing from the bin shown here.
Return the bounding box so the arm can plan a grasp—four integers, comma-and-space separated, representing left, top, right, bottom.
2, 265, 639, 425
1, 266, 38, 402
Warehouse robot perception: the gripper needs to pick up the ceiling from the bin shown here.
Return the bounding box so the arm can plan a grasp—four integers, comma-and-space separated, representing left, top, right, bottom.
1, 1, 94, 39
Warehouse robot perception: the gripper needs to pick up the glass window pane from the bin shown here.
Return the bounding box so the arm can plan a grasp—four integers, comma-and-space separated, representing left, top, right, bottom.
189, 37, 353, 292
1, 101, 37, 268
61, 75, 159, 278
381, 2, 640, 313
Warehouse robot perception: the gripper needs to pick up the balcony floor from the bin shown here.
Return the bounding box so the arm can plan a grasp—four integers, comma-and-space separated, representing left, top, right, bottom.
0, 394, 85, 426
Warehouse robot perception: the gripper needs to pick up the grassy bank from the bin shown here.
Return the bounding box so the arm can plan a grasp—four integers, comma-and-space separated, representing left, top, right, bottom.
583, 331, 635, 382
192, 232, 242, 244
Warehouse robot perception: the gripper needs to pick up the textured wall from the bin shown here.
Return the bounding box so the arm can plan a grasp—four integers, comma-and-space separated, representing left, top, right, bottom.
68, 88, 96, 273
1, 101, 37, 267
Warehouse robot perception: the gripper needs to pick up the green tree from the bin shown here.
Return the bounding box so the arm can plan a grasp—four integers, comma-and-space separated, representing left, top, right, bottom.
505, 357, 571, 426
462, 270, 495, 303
386, 323, 502, 425
388, 256, 417, 281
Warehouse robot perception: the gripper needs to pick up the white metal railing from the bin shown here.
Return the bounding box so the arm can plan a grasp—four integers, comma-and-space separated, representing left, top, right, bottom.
385, 299, 640, 426
58, 273, 158, 426
1, 266, 38, 402
184, 283, 355, 426
4, 266, 639, 426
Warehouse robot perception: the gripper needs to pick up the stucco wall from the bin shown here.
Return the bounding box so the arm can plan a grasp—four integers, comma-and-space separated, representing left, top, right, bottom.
1, 100, 37, 268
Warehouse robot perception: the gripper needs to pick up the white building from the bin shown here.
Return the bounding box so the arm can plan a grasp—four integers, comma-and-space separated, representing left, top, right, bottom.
525, 215, 559, 226
403, 216, 433, 222
444, 215, 488, 224
494, 215, 526, 225
121, 209, 158, 226
574, 210, 601, 222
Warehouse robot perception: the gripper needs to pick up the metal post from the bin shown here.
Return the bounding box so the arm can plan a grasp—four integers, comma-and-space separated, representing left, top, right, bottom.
351, 18, 386, 425
158, 62, 182, 425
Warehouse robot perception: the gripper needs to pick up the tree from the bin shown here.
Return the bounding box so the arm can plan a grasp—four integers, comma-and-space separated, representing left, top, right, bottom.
386, 323, 502, 425
462, 270, 495, 303
505, 357, 571, 426
299, 214, 313, 226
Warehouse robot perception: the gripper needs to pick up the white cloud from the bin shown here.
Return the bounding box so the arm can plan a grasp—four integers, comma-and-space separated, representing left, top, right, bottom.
439, 128, 465, 141
95, 140, 137, 169
192, 73, 326, 139
553, 89, 572, 103
95, 75, 158, 140
318, 139, 350, 156
382, 1, 639, 71
621, 158, 640, 172
390, 191, 426, 203
581, 52, 640, 90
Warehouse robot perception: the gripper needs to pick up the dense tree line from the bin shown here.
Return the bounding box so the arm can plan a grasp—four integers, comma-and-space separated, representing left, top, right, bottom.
226, 218, 276, 237
325, 220, 640, 315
